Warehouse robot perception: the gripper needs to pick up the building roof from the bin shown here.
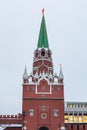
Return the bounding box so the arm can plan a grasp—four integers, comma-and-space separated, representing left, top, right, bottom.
37, 10, 49, 49
0, 124, 22, 130
64, 102, 87, 123
65, 102, 87, 113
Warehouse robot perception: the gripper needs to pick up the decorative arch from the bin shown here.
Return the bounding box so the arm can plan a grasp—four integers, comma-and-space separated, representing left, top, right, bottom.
54, 76, 59, 82
28, 75, 33, 82
36, 79, 51, 94
39, 126, 49, 130
41, 48, 46, 57
38, 76, 49, 85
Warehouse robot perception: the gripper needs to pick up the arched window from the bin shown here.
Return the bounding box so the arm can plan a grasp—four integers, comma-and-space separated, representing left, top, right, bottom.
54, 109, 58, 117
41, 49, 45, 56
29, 109, 34, 117
54, 77, 58, 82
29, 76, 32, 82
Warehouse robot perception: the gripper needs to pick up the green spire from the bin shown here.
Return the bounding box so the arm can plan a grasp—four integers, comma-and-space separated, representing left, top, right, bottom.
37, 11, 49, 48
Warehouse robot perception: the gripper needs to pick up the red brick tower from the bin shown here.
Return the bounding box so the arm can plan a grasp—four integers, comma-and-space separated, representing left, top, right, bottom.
22, 10, 64, 130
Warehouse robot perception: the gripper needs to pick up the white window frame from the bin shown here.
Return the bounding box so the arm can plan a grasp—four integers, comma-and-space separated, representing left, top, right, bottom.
29, 109, 34, 117
54, 109, 58, 117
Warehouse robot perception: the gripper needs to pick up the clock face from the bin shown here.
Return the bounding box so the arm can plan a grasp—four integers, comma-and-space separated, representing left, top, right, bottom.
41, 113, 47, 119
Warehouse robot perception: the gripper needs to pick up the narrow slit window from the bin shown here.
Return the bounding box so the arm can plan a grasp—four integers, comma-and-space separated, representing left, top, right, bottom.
54, 109, 58, 117
29, 109, 34, 117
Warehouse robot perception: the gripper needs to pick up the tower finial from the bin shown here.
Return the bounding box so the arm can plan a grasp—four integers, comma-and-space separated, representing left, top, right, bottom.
59, 64, 64, 79
42, 8, 44, 15
23, 66, 28, 79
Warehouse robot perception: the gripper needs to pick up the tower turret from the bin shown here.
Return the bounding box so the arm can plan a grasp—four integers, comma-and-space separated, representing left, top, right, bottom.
38, 9, 49, 49
59, 64, 64, 84
32, 10, 53, 83
23, 66, 28, 83
22, 10, 64, 130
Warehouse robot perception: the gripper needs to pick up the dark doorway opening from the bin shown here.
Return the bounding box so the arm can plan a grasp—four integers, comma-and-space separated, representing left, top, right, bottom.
39, 126, 49, 130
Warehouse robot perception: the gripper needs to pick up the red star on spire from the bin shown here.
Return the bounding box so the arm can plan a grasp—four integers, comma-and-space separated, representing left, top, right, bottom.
42, 8, 44, 15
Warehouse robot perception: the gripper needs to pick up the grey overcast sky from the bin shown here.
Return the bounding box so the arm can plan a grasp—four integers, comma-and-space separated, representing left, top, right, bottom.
0, 0, 87, 114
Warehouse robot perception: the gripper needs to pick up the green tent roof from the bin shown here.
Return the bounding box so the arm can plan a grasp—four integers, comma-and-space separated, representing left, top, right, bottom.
37, 14, 49, 48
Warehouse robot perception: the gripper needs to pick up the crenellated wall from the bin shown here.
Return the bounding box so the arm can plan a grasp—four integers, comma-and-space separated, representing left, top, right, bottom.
0, 114, 22, 124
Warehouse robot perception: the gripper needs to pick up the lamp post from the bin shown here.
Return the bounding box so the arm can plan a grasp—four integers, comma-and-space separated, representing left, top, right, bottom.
22, 111, 26, 130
